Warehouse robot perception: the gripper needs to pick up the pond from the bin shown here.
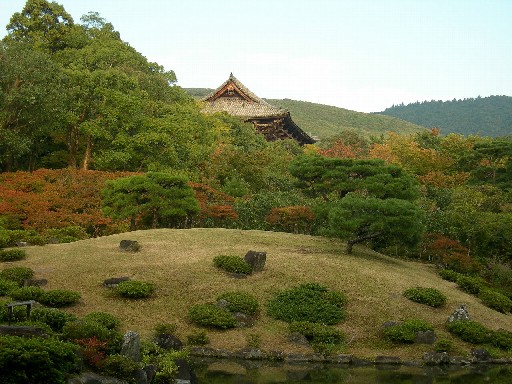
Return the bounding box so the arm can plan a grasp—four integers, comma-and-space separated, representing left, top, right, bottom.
191, 358, 512, 384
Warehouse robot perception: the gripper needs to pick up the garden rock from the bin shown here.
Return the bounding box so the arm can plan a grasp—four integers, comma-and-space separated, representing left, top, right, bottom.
448, 304, 470, 323
244, 251, 266, 272
103, 277, 130, 288
375, 356, 401, 365
415, 330, 436, 344
24, 278, 48, 287
16, 241, 28, 247
233, 312, 255, 328
175, 358, 197, 384
153, 333, 183, 351
288, 332, 309, 346
119, 240, 140, 252
423, 351, 450, 365
121, 331, 141, 362
470, 348, 491, 362
143, 365, 157, 384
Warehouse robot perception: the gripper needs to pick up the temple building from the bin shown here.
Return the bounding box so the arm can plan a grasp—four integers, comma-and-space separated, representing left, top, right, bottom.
201, 73, 315, 145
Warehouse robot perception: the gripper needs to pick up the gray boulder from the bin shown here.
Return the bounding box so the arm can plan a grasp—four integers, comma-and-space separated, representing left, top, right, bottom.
120, 331, 141, 362
448, 304, 470, 323
119, 240, 140, 252
244, 251, 266, 272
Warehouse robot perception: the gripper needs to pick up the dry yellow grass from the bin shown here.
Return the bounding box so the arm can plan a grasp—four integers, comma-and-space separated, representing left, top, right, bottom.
5, 228, 511, 359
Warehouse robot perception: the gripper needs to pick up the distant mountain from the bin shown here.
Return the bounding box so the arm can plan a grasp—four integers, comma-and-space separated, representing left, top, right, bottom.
184, 89, 427, 140
264, 99, 426, 140
379, 95, 512, 137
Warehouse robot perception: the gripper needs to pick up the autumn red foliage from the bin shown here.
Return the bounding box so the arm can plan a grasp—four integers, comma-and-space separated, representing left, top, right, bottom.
266, 206, 315, 234
422, 233, 480, 273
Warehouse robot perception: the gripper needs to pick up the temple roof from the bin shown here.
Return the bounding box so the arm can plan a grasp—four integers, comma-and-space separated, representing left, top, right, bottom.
201, 73, 316, 145
201, 73, 288, 118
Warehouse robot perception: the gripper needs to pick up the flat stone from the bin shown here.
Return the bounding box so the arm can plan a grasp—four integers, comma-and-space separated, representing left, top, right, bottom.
0, 325, 48, 338
327, 354, 353, 364
119, 240, 140, 252
423, 351, 450, 365
103, 277, 130, 288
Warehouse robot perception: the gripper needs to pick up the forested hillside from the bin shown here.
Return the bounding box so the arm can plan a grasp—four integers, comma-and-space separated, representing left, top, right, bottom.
380, 96, 512, 137
266, 98, 427, 140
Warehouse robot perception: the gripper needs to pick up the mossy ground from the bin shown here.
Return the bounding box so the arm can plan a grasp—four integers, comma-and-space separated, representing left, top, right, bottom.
3, 228, 511, 360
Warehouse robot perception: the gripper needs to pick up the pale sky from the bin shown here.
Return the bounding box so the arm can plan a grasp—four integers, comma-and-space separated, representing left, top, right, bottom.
1, 0, 511, 112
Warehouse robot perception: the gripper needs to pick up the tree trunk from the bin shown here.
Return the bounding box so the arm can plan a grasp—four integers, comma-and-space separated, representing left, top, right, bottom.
81, 135, 93, 170
130, 216, 137, 231
67, 124, 79, 168
345, 231, 384, 254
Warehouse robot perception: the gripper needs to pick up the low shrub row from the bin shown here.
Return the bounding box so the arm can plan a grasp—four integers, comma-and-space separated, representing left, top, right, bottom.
213, 255, 252, 275
0, 249, 26, 262
447, 320, 512, 350
403, 287, 447, 308
383, 319, 434, 344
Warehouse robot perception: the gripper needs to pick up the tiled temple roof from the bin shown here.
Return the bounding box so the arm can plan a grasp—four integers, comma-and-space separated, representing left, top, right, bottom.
201, 73, 287, 118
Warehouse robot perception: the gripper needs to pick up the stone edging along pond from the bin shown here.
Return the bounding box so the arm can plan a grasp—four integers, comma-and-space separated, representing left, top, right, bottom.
189, 347, 512, 366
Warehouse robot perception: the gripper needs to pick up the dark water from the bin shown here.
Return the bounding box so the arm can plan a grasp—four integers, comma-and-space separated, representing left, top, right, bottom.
191, 358, 512, 384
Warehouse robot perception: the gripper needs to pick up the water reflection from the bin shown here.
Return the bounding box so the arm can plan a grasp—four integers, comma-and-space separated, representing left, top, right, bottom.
191, 358, 512, 384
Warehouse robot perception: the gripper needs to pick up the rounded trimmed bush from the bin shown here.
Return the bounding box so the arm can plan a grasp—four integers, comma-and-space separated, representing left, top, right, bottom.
383, 319, 434, 344
0, 266, 34, 286
0, 278, 18, 296
38, 289, 81, 307
403, 287, 447, 308
446, 320, 492, 344
439, 269, 462, 282
83, 311, 121, 330
186, 330, 209, 346
62, 320, 123, 352
479, 289, 512, 313
115, 280, 155, 299
9, 286, 45, 301
492, 329, 512, 351
216, 291, 259, 315
456, 275, 486, 295
30, 307, 77, 332
99, 354, 141, 382
289, 321, 344, 345
435, 339, 453, 352
188, 303, 237, 329
0, 334, 79, 383
213, 255, 252, 275
267, 283, 346, 325
0, 248, 26, 262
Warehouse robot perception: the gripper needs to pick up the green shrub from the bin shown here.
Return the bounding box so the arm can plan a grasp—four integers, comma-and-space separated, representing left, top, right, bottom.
44, 226, 88, 243
403, 287, 447, 308
492, 329, 512, 351
0, 266, 34, 286
38, 289, 81, 307
383, 319, 434, 344
446, 320, 492, 344
0, 335, 79, 384
217, 291, 259, 315
9, 286, 45, 301
479, 289, 512, 314
62, 320, 122, 353
438, 269, 462, 282
83, 312, 121, 330
0, 278, 18, 296
0, 299, 29, 322
186, 330, 209, 346
290, 321, 345, 346
267, 283, 346, 325
116, 280, 155, 299
434, 339, 453, 352
154, 323, 178, 336
213, 255, 252, 275
188, 303, 237, 329
99, 354, 141, 382
0, 248, 26, 262
30, 307, 77, 332
456, 275, 486, 295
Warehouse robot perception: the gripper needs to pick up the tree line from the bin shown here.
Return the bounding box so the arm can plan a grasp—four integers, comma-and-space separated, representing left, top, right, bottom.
380, 95, 512, 137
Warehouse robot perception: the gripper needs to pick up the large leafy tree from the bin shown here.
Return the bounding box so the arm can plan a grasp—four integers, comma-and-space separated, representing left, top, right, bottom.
0, 40, 65, 171
290, 155, 423, 253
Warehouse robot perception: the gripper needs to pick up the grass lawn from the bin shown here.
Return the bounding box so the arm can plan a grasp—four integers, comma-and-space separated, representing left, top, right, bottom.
5, 228, 511, 360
